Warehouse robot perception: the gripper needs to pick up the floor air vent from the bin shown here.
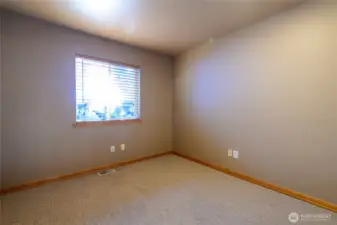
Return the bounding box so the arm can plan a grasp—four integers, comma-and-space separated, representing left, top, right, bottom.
97, 169, 116, 176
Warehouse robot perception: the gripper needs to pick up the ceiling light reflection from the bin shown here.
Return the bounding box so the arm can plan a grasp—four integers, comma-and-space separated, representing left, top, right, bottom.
72, 0, 121, 21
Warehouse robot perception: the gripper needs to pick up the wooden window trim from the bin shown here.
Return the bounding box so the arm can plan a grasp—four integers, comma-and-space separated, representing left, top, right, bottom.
72, 119, 142, 128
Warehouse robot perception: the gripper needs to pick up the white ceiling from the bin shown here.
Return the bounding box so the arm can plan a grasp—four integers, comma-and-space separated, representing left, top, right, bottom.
2, 0, 304, 55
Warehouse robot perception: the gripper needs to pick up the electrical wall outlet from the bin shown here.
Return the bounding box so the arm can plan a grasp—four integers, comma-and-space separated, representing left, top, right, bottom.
228, 149, 233, 157
233, 150, 239, 159
110, 146, 115, 153
121, 144, 125, 151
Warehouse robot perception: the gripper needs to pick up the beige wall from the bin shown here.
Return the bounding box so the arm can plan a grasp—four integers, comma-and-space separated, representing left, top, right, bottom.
1, 11, 173, 189
174, 1, 337, 203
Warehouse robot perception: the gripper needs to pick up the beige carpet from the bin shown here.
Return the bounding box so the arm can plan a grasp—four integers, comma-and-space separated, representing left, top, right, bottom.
1, 155, 336, 225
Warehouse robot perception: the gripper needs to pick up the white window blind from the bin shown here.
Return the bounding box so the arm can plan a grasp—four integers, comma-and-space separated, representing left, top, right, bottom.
75, 55, 140, 122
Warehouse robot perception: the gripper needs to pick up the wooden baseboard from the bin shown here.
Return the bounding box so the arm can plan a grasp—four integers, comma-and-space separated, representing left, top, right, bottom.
173, 152, 337, 213
0, 151, 173, 195
2, 151, 336, 213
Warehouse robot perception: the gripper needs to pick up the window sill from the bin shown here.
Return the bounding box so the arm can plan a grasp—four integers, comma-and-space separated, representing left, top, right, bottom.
72, 119, 142, 128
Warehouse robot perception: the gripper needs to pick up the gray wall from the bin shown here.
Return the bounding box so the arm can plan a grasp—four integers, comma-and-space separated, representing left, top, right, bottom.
1, 11, 173, 189
0, 11, 2, 187
174, 1, 337, 203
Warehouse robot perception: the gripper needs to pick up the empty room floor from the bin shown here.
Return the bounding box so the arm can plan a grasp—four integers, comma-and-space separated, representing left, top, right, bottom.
1, 155, 335, 225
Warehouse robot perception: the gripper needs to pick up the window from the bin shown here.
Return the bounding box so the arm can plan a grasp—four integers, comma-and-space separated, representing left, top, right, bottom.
75, 55, 140, 123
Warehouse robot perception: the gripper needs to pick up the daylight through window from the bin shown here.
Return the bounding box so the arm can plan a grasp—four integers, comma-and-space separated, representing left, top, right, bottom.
75, 56, 140, 122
